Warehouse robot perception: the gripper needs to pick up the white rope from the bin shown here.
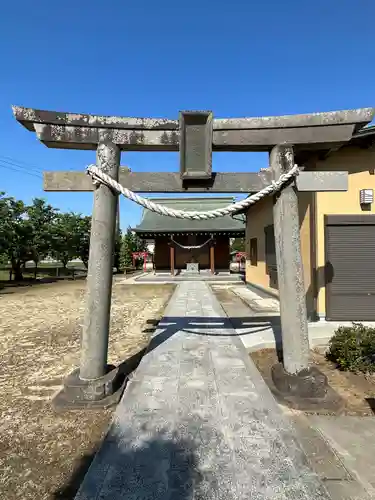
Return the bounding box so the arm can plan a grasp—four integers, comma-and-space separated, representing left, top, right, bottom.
86, 163, 300, 220
170, 235, 213, 249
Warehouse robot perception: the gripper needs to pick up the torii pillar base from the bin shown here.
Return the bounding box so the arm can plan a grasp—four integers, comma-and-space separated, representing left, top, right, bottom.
270, 363, 344, 412
52, 365, 126, 411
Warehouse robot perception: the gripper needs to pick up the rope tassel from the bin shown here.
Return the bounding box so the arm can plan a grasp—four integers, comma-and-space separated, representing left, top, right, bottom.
86, 164, 300, 220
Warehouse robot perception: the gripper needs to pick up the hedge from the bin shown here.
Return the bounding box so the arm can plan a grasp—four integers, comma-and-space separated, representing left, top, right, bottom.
326, 323, 375, 373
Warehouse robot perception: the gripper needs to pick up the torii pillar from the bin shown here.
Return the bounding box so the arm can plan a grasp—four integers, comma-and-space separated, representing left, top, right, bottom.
270, 145, 335, 408
271, 145, 310, 373
57, 139, 123, 409
80, 141, 120, 380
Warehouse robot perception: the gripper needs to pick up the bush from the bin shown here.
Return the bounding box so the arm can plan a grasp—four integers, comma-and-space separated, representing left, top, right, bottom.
326, 323, 375, 373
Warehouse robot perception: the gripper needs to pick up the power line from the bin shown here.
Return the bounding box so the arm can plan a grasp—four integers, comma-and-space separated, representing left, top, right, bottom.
0, 156, 43, 175
0, 155, 88, 176
0, 155, 44, 179
0, 155, 42, 172
0, 162, 42, 179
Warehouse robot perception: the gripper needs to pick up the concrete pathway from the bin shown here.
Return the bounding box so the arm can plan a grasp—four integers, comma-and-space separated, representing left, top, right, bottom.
75, 282, 329, 499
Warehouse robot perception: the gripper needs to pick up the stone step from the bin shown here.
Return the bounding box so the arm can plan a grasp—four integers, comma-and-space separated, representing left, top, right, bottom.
231, 286, 280, 313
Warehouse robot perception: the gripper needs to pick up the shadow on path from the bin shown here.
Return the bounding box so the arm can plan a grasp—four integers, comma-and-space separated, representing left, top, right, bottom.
143, 314, 281, 353
54, 429, 199, 499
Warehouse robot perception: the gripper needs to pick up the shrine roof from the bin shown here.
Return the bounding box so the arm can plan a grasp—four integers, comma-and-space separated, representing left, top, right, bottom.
352, 124, 375, 140
133, 197, 245, 235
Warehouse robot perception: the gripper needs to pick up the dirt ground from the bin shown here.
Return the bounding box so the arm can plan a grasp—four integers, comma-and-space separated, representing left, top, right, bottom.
251, 348, 375, 416
0, 279, 175, 500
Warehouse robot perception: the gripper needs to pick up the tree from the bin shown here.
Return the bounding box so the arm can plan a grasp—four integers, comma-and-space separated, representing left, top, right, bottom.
0, 195, 59, 280
119, 227, 147, 271
51, 213, 81, 268
113, 228, 122, 272
120, 228, 134, 269
231, 237, 246, 253
135, 233, 147, 253
74, 216, 91, 268
0, 193, 34, 280
27, 198, 58, 277
0, 192, 14, 257
0, 192, 92, 280
51, 213, 92, 269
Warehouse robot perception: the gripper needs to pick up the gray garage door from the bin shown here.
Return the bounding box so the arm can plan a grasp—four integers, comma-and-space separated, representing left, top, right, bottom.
325, 215, 375, 321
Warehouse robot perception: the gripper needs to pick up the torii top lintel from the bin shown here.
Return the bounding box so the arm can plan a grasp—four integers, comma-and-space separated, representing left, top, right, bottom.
12, 105, 375, 153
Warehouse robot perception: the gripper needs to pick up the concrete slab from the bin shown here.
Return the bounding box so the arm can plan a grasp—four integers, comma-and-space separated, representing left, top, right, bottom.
211, 285, 329, 352
135, 271, 244, 284
114, 272, 150, 285
230, 286, 278, 310
309, 415, 375, 498
75, 282, 329, 499
226, 285, 375, 351
231, 286, 280, 313
290, 412, 372, 500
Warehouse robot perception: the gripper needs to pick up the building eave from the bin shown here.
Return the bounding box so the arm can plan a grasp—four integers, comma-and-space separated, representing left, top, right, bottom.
133, 229, 245, 236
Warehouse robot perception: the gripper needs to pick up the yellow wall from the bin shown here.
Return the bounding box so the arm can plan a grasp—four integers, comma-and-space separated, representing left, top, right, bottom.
245, 190, 313, 315
245, 196, 274, 289
300, 193, 314, 316
315, 147, 375, 317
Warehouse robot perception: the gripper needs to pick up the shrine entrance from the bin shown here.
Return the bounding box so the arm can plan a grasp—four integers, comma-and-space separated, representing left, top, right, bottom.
133, 196, 245, 275
12, 105, 374, 410
173, 235, 210, 271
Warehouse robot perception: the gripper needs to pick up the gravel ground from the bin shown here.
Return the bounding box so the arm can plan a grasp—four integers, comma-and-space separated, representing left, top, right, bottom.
0, 279, 175, 499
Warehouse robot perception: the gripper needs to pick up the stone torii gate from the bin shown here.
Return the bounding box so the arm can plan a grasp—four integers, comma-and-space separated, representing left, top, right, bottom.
12, 106, 374, 409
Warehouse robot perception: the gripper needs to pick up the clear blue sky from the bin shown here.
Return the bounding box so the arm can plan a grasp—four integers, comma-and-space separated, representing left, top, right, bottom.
0, 0, 374, 229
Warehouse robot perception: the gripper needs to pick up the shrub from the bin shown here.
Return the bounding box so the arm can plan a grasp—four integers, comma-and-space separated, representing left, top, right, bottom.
326, 323, 375, 373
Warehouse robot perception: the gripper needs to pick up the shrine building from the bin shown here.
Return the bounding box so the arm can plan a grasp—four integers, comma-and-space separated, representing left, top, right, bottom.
133, 197, 245, 274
